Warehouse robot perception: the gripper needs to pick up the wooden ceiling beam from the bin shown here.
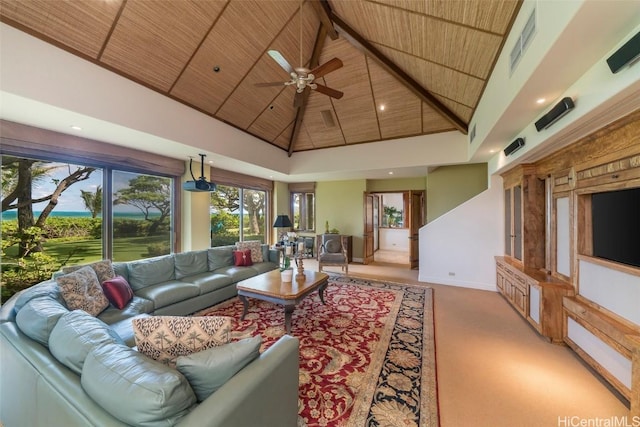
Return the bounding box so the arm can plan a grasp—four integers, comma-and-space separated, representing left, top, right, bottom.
288, 25, 329, 156
309, 0, 339, 41
329, 12, 468, 135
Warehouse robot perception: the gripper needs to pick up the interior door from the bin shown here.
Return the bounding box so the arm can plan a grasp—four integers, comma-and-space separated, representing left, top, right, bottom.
363, 193, 375, 264
409, 190, 425, 269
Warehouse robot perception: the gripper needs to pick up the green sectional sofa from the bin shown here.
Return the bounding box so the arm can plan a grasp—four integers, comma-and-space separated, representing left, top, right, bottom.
0, 244, 299, 427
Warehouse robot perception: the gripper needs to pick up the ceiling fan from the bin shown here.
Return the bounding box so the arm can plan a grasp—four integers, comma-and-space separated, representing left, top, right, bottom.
255, 1, 344, 107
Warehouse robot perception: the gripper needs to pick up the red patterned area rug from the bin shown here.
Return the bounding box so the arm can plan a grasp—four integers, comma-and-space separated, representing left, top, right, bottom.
198, 275, 438, 427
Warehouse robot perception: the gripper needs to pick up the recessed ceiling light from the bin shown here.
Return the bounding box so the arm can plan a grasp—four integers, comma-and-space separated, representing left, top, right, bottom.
489, 149, 496, 153
388, 171, 393, 175
536, 98, 546, 104
70, 125, 82, 131
379, 105, 385, 111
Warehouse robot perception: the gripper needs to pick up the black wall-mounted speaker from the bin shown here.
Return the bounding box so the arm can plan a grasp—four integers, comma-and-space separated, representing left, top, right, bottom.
535, 97, 575, 131
607, 31, 640, 74
504, 137, 525, 156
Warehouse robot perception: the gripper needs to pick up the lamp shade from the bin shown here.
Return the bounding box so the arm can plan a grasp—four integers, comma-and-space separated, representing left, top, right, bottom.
273, 215, 293, 228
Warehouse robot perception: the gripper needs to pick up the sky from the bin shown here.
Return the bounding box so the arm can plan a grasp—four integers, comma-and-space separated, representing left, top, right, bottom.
29, 163, 144, 213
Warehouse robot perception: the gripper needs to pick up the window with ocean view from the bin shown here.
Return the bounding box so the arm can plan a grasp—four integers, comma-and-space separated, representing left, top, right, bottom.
1, 154, 175, 300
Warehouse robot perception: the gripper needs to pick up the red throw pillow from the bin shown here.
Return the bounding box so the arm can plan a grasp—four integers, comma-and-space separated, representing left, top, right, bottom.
101, 275, 134, 309
233, 249, 253, 267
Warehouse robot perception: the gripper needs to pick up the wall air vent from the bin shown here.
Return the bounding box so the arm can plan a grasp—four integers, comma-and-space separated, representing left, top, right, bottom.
509, 8, 537, 74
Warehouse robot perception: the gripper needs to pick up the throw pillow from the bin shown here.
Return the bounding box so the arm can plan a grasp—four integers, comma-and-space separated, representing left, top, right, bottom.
236, 240, 263, 263
56, 266, 109, 317
132, 316, 232, 367
62, 259, 115, 284
101, 275, 134, 309
176, 335, 262, 402
233, 249, 253, 267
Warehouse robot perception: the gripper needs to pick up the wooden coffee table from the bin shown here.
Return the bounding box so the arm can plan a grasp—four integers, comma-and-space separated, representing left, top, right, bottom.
236, 269, 329, 334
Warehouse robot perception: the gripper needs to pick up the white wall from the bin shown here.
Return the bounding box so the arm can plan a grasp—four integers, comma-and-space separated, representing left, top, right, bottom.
379, 228, 409, 251
418, 175, 504, 291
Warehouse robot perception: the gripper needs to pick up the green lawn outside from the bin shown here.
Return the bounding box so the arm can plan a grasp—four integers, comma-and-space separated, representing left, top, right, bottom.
3, 235, 170, 266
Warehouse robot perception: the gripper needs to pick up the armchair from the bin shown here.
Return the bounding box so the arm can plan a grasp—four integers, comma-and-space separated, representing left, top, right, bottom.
317, 234, 349, 275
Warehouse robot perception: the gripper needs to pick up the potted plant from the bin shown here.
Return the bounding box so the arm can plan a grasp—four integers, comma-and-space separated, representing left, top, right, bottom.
280, 255, 293, 282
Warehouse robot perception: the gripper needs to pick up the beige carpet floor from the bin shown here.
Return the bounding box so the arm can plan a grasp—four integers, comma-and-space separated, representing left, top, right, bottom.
306, 259, 630, 426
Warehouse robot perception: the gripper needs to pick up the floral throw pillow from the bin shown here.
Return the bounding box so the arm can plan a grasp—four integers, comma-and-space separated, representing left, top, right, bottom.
132, 316, 232, 367
56, 266, 110, 316
62, 259, 115, 284
236, 240, 263, 263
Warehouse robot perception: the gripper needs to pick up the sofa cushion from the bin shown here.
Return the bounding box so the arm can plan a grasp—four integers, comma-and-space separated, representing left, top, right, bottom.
211, 265, 256, 282
180, 272, 233, 294
98, 296, 154, 325
175, 250, 208, 279
110, 313, 151, 347
233, 249, 253, 267
133, 316, 232, 367
56, 266, 110, 317
251, 261, 278, 274
127, 255, 175, 291
176, 335, 262, 401
49, 310, 124, 374
134, 281, 200, 310
15, 297, 69, 346
207, 246, 234, 271
13, 279, 64, 311
236, 240, 263, 263
262, 244, 270, 263
82, 342, 196, 426
112, 262, 129, 281
101, 275, 134, 309
62, 259, 115, 284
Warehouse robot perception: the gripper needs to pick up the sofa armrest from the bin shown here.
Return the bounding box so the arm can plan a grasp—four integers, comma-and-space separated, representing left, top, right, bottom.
177, 334, 300, 427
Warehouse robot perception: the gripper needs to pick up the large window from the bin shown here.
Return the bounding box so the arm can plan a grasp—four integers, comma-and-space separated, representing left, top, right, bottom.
210, 185, 267, 246
292, 192, 315, 231
112, 171, 173, 261
1, 153, 175, 299
290, 182, 315, 232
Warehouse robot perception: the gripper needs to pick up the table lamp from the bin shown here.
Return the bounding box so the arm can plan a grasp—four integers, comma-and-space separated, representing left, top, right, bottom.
273, 215, 292, 245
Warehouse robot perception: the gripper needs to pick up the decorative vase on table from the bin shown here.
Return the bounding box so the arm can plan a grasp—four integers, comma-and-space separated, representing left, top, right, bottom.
280, 269, 293, 282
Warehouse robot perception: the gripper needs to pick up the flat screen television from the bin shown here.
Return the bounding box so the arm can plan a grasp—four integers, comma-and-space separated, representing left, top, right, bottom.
591, 187, 640, 268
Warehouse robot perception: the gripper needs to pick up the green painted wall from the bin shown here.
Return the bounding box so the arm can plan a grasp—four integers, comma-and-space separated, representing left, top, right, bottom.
367, 177, 426, 192
316, 180, 366, 259
426, 163, 488, 222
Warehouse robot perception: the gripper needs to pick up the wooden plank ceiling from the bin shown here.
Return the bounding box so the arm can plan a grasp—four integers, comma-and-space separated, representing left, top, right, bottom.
0, 0, 521, 155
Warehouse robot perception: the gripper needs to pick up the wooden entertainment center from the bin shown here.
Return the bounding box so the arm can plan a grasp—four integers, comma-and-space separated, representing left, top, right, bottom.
497, 109, 640, 416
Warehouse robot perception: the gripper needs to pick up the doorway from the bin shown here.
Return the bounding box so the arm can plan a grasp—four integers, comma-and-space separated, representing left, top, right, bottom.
363, 191, 425, 268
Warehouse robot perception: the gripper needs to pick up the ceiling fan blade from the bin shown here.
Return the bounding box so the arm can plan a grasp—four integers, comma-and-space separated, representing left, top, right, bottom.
267, 50, 294, 74
310, 58, 343, 78
255, 82, 286, 87
314, 84, 343, 99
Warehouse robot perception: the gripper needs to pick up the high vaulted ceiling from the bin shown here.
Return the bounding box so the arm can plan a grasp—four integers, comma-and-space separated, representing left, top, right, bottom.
0, 0, 521, 155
